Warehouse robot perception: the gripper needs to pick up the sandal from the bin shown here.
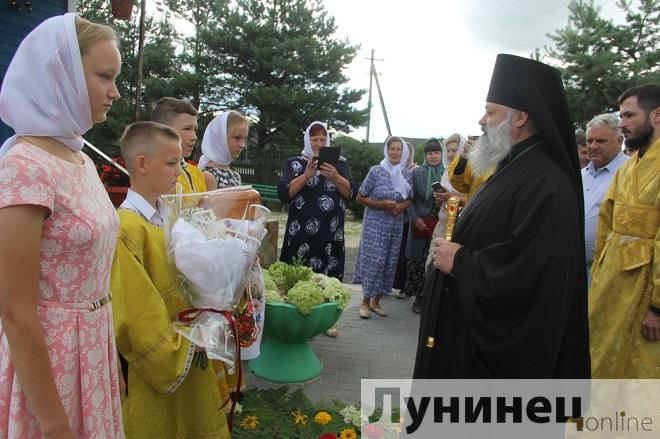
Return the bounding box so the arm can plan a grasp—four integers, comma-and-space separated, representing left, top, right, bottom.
393, 291, 408, 299
369, 305, 387, 317
324, 327, 339, 338
358, 305, 370, 319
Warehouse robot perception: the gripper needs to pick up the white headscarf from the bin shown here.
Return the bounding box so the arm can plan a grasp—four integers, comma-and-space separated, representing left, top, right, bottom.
198, 111, 235, 169
440, 133, 466, 192
0, 13, 92, 158
301, 121, 330, 159
380, 136, 411, 198
442, 133, 466, 169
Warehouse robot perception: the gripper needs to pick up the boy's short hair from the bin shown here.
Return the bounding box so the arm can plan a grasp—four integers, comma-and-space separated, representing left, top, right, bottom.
151, 97, 198, 125
120, 121, 180, 173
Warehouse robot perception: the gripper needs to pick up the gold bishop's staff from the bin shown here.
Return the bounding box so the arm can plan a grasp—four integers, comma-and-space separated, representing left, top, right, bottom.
443, 197, 463, 241
426, 196, 463, 349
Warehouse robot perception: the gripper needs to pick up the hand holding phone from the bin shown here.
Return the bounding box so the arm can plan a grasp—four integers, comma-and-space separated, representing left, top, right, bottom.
431, 181, 446, 193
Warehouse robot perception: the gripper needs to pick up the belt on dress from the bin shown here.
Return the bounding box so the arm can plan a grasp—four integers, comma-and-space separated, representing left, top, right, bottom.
38, 293, 112, 312
91, 293, 112, 310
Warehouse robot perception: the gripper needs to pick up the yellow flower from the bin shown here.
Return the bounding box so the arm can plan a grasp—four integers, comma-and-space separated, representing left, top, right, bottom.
239, 415, 259, 430
314, 411, 333, 426
291, 409, 309, 426
339, 427, 357, 439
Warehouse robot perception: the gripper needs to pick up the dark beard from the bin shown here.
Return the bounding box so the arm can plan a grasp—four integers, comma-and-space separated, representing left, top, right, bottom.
624, 120, 653, 151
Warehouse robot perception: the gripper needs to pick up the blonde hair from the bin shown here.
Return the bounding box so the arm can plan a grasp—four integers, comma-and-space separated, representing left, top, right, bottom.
227, 110, 249, 131
120, 121, 180, 173
444, 133, 462, 147
74, 16, 118, 56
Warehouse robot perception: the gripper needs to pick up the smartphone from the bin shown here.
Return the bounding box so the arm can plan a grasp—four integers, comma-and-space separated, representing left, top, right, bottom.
431, 181, 446, 192
317, 146, 341, 168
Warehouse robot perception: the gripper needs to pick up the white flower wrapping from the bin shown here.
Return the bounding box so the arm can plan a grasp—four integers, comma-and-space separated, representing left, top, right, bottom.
170, 218, 254, 309
162, 188, 269, 371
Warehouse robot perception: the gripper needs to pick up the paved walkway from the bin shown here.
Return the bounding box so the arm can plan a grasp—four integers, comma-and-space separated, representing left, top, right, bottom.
245, 284, 420, 405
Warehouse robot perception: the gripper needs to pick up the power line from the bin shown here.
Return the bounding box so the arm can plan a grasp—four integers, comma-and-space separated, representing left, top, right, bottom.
468, 0, 615, 23
468, 0, 536, 21
464, 0, 619, 45
466, 2, 571, 40
465, 14, 568, 45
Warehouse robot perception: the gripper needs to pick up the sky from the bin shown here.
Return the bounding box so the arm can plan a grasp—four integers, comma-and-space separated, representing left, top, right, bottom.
322, 0, 625, 142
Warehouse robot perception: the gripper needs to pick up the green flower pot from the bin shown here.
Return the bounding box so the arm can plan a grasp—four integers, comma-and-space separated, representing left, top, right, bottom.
248, 301, 342, 383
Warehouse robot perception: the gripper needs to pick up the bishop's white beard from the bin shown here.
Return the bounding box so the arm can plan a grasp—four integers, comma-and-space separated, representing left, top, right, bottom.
469, 113, 515, 177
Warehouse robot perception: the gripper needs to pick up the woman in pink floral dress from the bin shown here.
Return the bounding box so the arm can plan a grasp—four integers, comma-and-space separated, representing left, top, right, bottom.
0, 14, 123, 438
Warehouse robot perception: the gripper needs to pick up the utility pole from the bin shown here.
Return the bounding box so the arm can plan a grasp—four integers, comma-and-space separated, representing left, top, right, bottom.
365, 49, 384, 143
134, 0, 147, 121
365, 50, 374, 144
372, 63, 391, 138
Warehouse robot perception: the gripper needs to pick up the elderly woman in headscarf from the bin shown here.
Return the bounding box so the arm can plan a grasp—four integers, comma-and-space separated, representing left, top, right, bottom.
278, 121, 356, 282
199, 110, 249, 189
400, 138, 445, 312
0, 14, 124, 437
353, 136, 413, 318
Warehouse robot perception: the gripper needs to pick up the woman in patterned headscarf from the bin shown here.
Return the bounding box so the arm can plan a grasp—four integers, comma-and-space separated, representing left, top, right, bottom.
400, 138, 445, 313
278, 122, 357, 281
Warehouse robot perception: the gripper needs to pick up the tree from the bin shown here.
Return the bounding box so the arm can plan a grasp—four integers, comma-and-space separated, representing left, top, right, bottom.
78, 0, 189, 152
542, 0, 659, 127
334, 134, 380, 218
200, 0, 367, 151
163, 0, 229, 110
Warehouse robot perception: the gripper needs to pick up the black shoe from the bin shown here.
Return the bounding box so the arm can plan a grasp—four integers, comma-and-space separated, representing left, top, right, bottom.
412, 303, 422, 314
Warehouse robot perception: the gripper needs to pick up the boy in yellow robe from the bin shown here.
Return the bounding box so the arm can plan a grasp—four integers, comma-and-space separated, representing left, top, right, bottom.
152, 96, 234, 407
111, 121, 230, 438
589, 84, 660, 378
152, 97, 207, 193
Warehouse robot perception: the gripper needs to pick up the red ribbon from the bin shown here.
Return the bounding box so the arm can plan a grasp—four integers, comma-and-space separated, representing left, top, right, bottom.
177, 307, 242, 432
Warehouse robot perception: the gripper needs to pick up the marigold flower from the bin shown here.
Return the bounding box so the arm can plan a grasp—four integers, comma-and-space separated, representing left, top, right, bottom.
339, 427, 357, 439
291, 409, 308, 426
314, 411, 333, 426
239, 415, 259, 430
319, 433, 337, 439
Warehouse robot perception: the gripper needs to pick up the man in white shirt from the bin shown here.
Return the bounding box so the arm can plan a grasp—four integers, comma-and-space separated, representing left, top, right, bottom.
582, 113, 629, 282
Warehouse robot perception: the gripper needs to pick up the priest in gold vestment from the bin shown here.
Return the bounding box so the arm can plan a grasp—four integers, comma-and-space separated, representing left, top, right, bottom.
589, 84, 660, 378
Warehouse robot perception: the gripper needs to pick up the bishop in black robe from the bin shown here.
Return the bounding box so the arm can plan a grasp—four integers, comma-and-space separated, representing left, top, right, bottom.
413, 54, 591, 379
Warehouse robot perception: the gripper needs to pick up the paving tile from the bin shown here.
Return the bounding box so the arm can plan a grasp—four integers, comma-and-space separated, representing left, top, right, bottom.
245, 283, 420, 405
